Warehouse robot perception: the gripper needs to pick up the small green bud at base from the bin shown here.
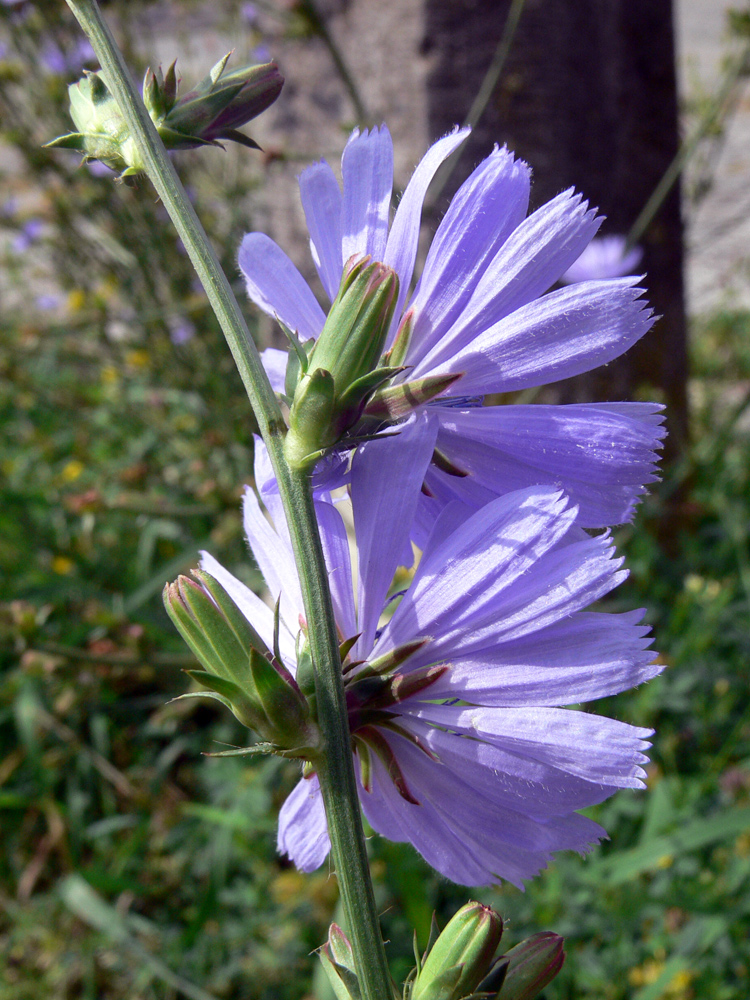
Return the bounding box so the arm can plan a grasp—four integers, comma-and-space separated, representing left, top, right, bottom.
412, 903, 503, 1000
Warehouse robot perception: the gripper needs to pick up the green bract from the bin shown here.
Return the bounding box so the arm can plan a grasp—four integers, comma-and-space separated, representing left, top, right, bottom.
163, 570, 318, 759
47, 54, 283, 177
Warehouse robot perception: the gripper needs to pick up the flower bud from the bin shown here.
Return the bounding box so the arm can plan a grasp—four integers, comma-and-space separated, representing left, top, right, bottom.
412, 903, 504, 1000
163, 571, 318, 756
494, 933, 564, 1000
283, 256, 402, 469
47, 55, 282, 177
310, 255, 399, 394
318, 924, 361, 1000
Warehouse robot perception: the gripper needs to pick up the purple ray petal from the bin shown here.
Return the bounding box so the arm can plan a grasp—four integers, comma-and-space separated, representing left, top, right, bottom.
383, 128, 470, 339
315, 498, 357, 641
341, 125, 394, 264
261, 347, 289, 394
299, 160, 344, 301
409, 530, 627, 664
390, 730, 607, 881
277, 774, 330, 872
238, 232, 326, 340
411, 190, 601, 373
413, 703, 652, 787
375, 487, 576, 658
351, 413, 438, 657
242, 486, 303, 641
407, 718, 616, 814
405, 147, 531, 365
429, 402, 666, 527
423, 278, 654, 396
358, 742, 503, 886
423, 609, 659, 706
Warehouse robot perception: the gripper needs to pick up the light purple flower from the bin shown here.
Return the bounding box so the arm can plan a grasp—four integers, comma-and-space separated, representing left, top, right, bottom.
238, 125, 664, 536
201, 416, 660, 887
13, 218, 44, 251
561, 235, 644, 284
169, 318, 196, 345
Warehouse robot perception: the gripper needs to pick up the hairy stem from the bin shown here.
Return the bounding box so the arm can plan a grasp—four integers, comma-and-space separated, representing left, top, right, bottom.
63, 3, 392, 997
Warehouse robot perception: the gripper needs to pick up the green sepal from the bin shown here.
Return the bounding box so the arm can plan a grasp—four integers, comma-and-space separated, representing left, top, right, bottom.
184, 669, 266, 731
319, 924, 362, 1000
191, 568, 269, 661
202, 743, 278, 758
176, 578, 256, 689
44, 132, 88, 150
249, 647, 313, 746
284, 368, 337, 470
365, 372, 464, 420
473, 958, 510, 998
335, 365, 404, 429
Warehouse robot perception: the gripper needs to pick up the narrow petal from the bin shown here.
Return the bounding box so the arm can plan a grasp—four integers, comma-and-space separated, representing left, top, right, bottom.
424, 609, 660, 706
406, 147, 531, 365
341, 125, 394, 263
413, 704, 652, 788
351, 414, 438, 657
299, 160, 344, 301
242, 486, 303, 642
383, 127, 470, 337
429, 402, 666, 527
277, 774, 330, 872
422, 279, 655, 396
315, 499, 357, 641
238, 232, 326, 340
411, 190, 601, 373
374, 487, 575, 658
407, 531, 627, 664
261, 347, 289, 394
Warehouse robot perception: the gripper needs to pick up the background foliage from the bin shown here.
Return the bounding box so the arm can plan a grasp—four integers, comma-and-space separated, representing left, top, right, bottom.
2, 2, 749, 998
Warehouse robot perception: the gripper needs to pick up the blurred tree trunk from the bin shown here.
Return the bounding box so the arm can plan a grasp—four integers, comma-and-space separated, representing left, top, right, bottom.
422, 0, 688, 456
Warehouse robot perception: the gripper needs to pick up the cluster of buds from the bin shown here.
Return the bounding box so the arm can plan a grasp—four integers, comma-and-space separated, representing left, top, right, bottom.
163, 570, 318, 760
320, 904, 564, 1000
47, 53, 283, 178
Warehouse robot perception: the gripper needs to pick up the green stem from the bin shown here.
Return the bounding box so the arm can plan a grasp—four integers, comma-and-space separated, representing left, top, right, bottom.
63, 3, 392, 998
626, 45, 750, 250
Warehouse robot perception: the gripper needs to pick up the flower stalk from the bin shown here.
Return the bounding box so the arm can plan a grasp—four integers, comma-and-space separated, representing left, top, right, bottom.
62, 2, 393, 998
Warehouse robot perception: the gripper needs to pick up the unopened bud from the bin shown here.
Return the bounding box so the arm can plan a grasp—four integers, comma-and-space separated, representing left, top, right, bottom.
494, 933, 564, 1000
412, 903, 504, 1000
47, 55, 282, 177
283, 256, 402, 469
163, 571, 318, 756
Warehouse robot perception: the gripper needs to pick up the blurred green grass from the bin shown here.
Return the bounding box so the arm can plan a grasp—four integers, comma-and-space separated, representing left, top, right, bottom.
2, 3, 750, 999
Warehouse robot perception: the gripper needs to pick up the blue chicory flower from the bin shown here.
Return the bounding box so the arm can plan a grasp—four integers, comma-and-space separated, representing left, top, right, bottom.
200, 416, 660, 887
561, 234, 644, 284
238, 125, 664, 542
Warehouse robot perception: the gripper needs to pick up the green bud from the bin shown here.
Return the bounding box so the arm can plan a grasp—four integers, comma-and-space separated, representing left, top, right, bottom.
494, 933, 564, 1000
412, 903, 504, 1000
318, 924, 362, 1000
163, 572, 318, 757
47, 55, 282, 177
310, 255, 399, 392
283, 256, 401, 469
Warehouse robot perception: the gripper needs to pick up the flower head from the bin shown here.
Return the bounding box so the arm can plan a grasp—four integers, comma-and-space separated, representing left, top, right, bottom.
560, 234, 644, 284
240, 125, 664, 537
201, 417, 660, 887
